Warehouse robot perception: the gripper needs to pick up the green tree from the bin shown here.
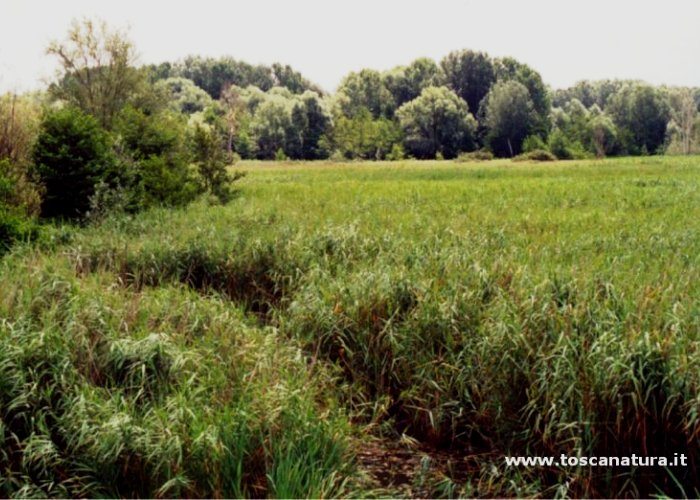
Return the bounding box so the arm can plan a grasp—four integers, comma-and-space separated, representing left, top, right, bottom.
324, 107, 402, 160
396, 86, 476, 159
384, 58, 442, 108
114, 106, 196, 208
587, 112, 617, 158
250, 97, 293, 159
190, 123, 237, 202
607, 83, 670, 154
47, 19, 142, 129
155, 77, 212, 114
336, 69, 395, 118
493, 57, 551, 136
32, 107, 115, 219
300, 91, 331, 159
483, 80, 537, 157
440, 50, 495, 118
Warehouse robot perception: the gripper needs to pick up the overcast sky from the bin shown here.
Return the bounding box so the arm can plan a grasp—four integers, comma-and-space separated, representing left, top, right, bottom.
1, 0, 699, 94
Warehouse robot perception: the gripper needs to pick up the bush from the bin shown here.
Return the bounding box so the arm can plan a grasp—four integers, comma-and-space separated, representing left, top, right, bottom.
548, 128, 591, 160
32, 107, 115, 219
513, 149, 557, 162
522, 134, 547, 153
114, 106, 198, 209
456, 150, 494, 162
0, 208, 39, 255
190, 123, 245, 203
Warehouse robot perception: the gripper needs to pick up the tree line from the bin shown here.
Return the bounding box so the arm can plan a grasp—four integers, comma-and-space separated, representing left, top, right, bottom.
1, 19, 700, 252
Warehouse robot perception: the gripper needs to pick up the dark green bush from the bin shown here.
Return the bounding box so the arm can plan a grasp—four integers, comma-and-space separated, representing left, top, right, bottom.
114, 106, 198, 209
32, 107, 116, 219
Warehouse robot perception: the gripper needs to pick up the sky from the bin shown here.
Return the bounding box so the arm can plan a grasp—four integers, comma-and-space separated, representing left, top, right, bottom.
1, 0, 699, 94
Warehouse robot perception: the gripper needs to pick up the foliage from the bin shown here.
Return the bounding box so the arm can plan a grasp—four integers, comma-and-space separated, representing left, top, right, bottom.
336, 69, 395, 119
605, 83, 670, 155
114, 106, 198, 208
152, 56, 321, 99
512, 148, 557, 161
47, 19, 142, 129
493, 57, 551, 136
155, 77, 212, 114
483, 80, 537, 157
456, 149, 494, 161
189, 123, 243, 202
32, 107, 116, 219
440, 50, 495, 117
396, 86, 476, 159
383, 58, 442, 108
323, 107, 403, 160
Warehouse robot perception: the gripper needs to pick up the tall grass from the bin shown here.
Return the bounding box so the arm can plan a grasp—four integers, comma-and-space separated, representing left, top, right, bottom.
2, 156, 700, 497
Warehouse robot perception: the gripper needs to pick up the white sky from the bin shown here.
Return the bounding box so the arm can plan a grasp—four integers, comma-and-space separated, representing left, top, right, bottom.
1, 0, 699, 94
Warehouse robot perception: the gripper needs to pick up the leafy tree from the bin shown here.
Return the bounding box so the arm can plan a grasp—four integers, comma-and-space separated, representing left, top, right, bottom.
300, 91, 331, 159
271, 63, 321, 94
587, 112, 618, 158
440, 50, 495, 118
483, 80, 537, 157
396, 86, 476, 159
155, 77, 212, 114
493, 57, 551, 136
32, 107, 115, 219
336, 69, 395, 118
607, 83, 670, 154
114, 106, 197, 208
384, 58, 442, 108
287, 102, 308, 159
190, 123, 240, 202
220, 85, 248, 154
324, 107, 402, 160
667, 88, 699, 155
47, 19, 142, 129
250, 97, 293, 159
157, 56, 320, 99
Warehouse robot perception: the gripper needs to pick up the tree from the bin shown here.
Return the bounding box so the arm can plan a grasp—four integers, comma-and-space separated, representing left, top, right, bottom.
158, 56, 320, 99
607, 83, 670, 154
32, 107, 115, 219
47, 19, 141, 129
336, 69, 395, 118
667, 88, 698, 155
587, 113, 617, 158
396, 86, 476, 159
113, 106, 197, 208
324, 107, 402, 160
155, 77, 212, 114
483, 80, 537, 157
220, 85, 247, 154
300, 91, 331, 159
190, 123, 238, 202
250, 97, 293, 159
384, 58, 442, 108
493, 57, 551, 136
440, 50, 495, 118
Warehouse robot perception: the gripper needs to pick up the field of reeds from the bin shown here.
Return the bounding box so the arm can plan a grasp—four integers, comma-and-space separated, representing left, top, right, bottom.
1, 156, 700, 498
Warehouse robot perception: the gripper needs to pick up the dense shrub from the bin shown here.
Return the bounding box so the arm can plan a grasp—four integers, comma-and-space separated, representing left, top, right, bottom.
32, 107, 116, 219
456, 150, 494, 161
512, 149, 557, 161
114, 106, 198, 208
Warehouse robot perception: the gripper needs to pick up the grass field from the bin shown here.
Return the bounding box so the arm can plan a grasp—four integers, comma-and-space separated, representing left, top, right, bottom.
2, 156, 700, 497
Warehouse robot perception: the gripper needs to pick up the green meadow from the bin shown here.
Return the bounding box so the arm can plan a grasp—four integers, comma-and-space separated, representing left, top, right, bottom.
2, 156, 700, 497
